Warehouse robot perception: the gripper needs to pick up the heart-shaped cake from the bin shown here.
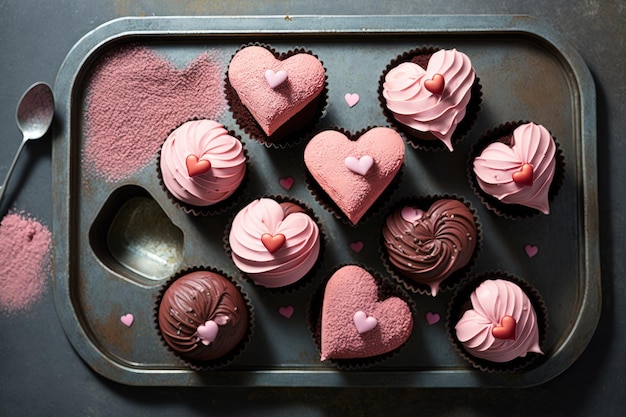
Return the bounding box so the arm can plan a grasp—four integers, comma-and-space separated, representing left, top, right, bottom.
382, 198, 478, 296
228, 198, 321, 288
381, 48, 478, 151
227, 45, 326, 140
320, 265, 414, 361
304, 127, 405, 224
472, 122, 557, 215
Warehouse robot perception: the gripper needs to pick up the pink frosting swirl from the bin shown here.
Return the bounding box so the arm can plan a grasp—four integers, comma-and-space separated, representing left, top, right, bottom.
473, 122, 556, 214
229, 198, 321, 288
160, 120, 246, 207
382, 49, 475, 151
455, 279, 543, 363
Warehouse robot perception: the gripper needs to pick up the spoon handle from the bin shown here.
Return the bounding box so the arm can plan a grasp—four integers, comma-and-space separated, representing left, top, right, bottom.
0, 136, 28, 206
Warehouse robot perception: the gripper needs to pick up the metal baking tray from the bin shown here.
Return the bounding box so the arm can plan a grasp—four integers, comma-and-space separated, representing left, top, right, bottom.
52, 15, 599, 387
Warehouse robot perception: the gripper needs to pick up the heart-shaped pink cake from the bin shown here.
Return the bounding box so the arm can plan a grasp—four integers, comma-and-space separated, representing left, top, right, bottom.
320, 265, 413, 361
304, 127, 405, 224
227, 45, 326, 139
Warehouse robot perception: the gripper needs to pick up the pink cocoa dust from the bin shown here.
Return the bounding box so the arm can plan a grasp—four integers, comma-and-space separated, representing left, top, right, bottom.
0, 212, 52, 314
82, 45, 227, 182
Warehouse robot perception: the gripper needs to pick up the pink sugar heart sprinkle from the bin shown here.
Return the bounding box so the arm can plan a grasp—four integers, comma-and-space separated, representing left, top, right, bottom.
353, 310, 378, 334
279, 176, 294, 190
82, 45, 226, 182
278, 306, 295, 319
349, 241, 364, 253
0, 211, 52, 314
120, 313, 134, 327
197, 320, 219, 345
524, 244, 539, 258
344, 155, 374, 176
344, 93, 360, 107
425, 312, 440, 325
401, 206, 424, 224
264, 69, 288, 88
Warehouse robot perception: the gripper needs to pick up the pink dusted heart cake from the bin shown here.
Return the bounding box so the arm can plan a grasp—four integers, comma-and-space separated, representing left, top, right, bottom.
381, 197, 480, 296
449, 273, 547, 372
304, 127, 405, 225
228, 197, 322, 289
380, 47, 481, 151
226, 44, 327, 146
316, 265, 414, 365
469, 121, 563, 218
158, 119, 247, 214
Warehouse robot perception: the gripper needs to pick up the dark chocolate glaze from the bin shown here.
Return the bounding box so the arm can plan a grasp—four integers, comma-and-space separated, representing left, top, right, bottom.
158, 271, 248, 361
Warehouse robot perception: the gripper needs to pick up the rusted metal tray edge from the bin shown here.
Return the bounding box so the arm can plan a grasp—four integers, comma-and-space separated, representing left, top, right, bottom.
51, 15, 599, 388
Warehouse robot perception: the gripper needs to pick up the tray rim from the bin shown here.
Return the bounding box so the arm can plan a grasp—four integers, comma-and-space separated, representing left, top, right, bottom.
51, 14, 600, 388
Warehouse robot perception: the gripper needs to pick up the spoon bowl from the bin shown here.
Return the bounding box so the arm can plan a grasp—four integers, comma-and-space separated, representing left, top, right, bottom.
0, 82, 54, 206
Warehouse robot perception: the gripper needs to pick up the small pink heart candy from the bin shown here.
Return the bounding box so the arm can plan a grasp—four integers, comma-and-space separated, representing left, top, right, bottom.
264, 69, 288, 88
278, 306, 295, 319
197, 320, 219, 346
425, 312, 440, 325
344, 93, 360, 107
401, 206, 424, 224
349, 241, 364, 253
524, 244, 539, 258
120, 313, 134, 327
353, 310, 378, 334
344, 155, 374, 176
279, 176, 294, 190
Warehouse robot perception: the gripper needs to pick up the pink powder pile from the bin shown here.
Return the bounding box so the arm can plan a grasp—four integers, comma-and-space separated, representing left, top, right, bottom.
82, 45, 227, 182
0, 212, 52, 314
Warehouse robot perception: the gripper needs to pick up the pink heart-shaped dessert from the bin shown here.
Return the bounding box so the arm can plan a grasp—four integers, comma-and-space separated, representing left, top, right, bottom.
304, 127, 405, 224
320, 265, 413, 360
197, 320, 219, 346
228, 46, 326, 136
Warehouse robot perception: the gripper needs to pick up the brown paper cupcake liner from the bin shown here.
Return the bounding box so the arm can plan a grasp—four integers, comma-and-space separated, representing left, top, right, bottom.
223, 195, 326, 294
446, 271, 549, 373
224, 42, 329, 149
378, 46, 483, 152
303, 126, 404, 227
306, 263, 417, 370
466, 120, 566, 220
379, 194, 482, 296
154, 265, 255, 371
156, 118, 250, 216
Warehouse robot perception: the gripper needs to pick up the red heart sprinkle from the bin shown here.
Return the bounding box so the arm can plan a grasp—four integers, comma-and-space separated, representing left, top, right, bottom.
261, 233, 286, 254
349, 241, 364, 253
186, 154, 212, 177
279, 176, 294, 190
424, 73, 445, 95
492, 315, 517, 340
512, 163, 534, 186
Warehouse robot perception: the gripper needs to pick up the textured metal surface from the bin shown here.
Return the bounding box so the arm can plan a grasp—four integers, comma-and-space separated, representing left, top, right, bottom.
52, 15, 599, 387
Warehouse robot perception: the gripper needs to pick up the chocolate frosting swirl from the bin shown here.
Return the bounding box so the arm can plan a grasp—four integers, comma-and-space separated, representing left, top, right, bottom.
158, 270, 248, 362
382, 199, 477, 295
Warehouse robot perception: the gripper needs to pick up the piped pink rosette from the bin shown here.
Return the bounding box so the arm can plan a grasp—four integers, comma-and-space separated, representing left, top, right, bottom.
382, 49, 475, 151
473, 122, 556, 214
160, 119, 246, 207
455, 279, 543, 363
228, 198, 321, 288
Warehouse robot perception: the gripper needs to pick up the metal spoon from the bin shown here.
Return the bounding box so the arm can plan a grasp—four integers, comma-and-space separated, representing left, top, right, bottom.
0, 82, 54, 205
